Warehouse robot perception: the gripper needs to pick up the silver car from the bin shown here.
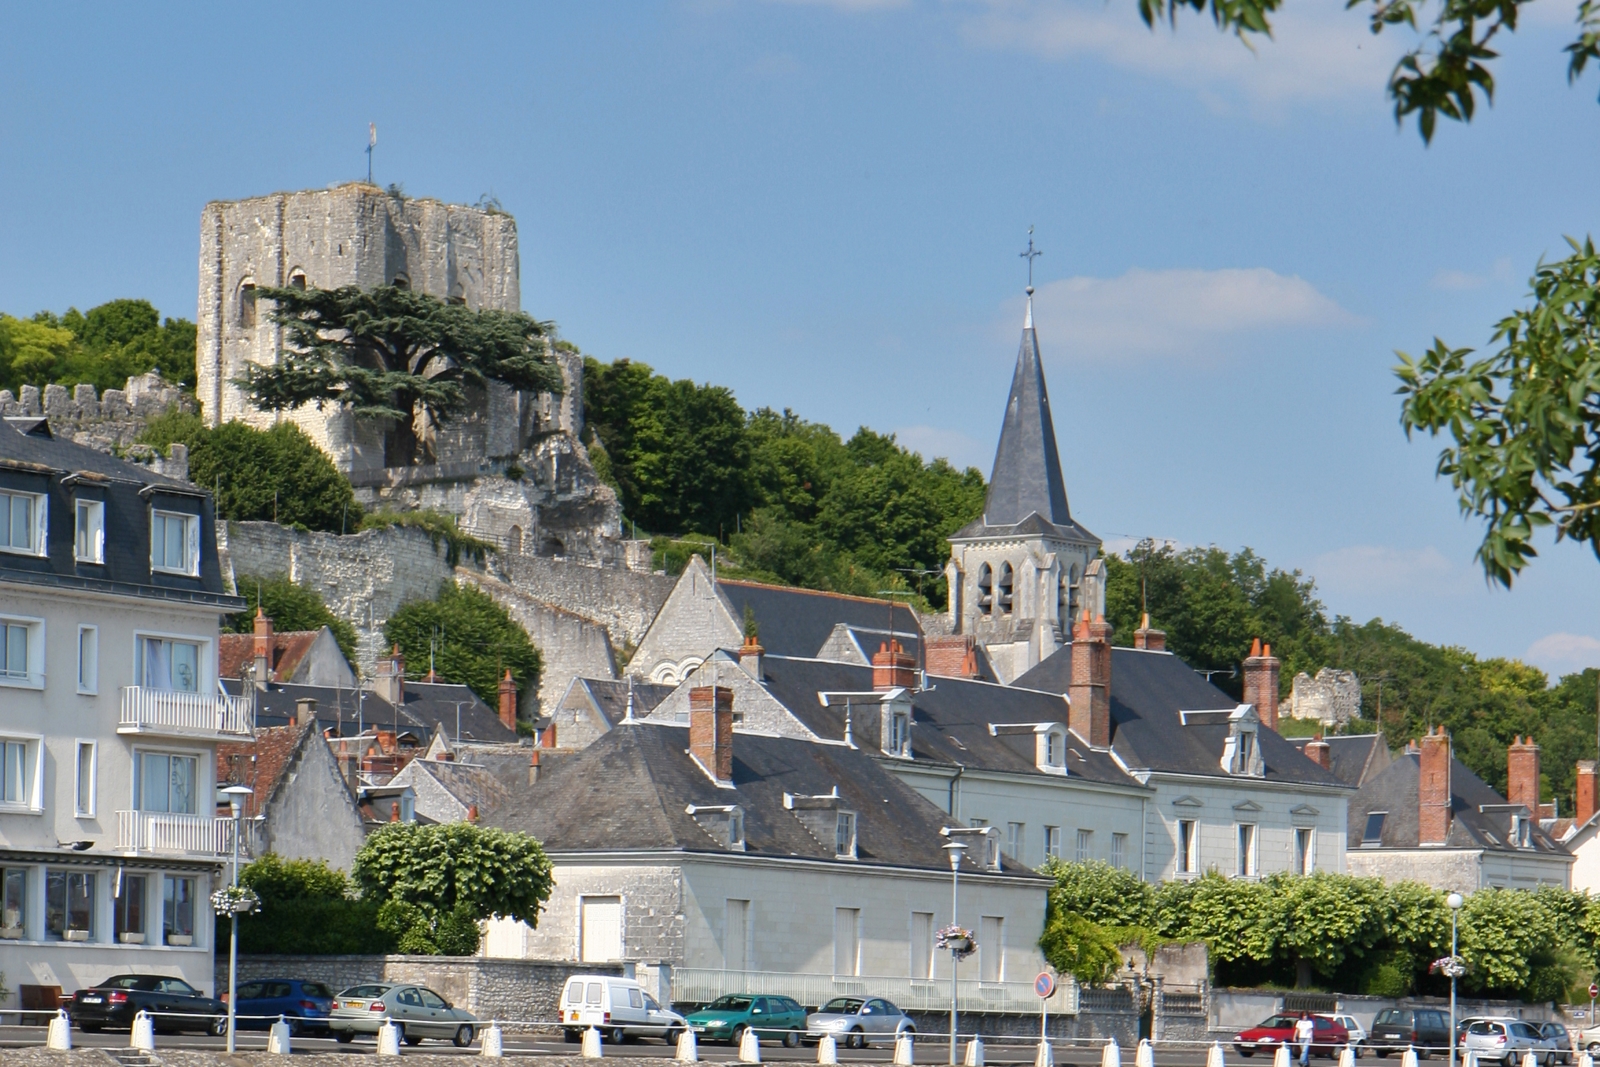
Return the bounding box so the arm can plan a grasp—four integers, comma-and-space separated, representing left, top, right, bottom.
328, 983, 479, 1047
1461, 1019, 1555, 1067
805, 996, 915, 1049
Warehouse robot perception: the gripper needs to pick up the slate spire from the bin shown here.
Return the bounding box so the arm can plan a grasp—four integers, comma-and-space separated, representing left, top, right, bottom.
983, 287, 1072, 527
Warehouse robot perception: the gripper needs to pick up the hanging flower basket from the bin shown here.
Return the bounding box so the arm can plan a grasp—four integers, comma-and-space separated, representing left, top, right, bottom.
1429, 955, 1467, 978
937, 924, 977, 960
210, 886, 260, 916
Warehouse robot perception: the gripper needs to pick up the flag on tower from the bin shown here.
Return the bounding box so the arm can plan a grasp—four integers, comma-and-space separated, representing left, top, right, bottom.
369, 123, 377, 147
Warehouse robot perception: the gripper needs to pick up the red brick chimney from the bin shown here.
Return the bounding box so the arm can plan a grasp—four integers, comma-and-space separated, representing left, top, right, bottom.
253, 607, 273, 690
1578, 760, 1598, 826
1068, 613, 1113, 747
926, 634, 981, 678
1132, 613, 1166, 652
872, 640, 917, 691
390, 801, 401, 822
689, 685, 734, 784
739, 634, 764, 682
497, 670, 517, 731
1507, 735, 1541, 813
1419, 727, 1453, 846
1242, 638, 1281, 731
467, 803, 479, 823
1305, 733, 1331, 770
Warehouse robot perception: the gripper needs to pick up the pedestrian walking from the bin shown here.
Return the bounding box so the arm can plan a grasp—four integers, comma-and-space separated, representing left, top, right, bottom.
1295, 1015, 1316, 1067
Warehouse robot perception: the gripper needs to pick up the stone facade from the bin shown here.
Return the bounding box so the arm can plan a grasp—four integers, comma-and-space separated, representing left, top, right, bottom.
946, 530, 1099, 684
1284, 667, 1361, 726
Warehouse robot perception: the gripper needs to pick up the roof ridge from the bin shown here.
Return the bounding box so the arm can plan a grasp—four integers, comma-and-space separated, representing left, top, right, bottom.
717, 577, 921, 611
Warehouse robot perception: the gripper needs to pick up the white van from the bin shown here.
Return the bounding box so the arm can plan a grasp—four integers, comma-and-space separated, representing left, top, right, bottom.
560, 975, 686, 1044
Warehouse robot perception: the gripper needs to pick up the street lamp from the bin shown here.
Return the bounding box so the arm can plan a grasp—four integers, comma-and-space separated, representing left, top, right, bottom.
1447, 892, 1465, 1067
219, 784, 253, 1054
943, 840, 967, 1067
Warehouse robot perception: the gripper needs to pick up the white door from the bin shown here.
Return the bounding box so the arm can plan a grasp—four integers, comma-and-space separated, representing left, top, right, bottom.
911, 912, 934, 979
725, 899, 750, 971
581, 896, 623, 962
833, 908, 860, 976
980, 916, 1004, 982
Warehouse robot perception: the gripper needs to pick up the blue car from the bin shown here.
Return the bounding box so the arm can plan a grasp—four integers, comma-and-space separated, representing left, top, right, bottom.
231, 979, 336, 1034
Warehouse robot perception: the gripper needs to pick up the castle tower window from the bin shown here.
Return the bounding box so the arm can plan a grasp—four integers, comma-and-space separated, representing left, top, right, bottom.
977, 564, 993, 615
998, 562, 1014, 614
287, 270, 307, 291
391, 273, 410, 290
238, 282, 257, 329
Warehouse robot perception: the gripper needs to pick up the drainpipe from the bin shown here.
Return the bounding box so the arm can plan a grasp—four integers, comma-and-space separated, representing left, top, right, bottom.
1140, 795, 1149, 882
948, 764, 965, 819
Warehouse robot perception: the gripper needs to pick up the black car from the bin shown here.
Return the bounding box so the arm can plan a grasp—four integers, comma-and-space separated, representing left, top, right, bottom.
1370, 1008, 1452, 1058
70, 974, 225, 1034
232, 978, 336, 1034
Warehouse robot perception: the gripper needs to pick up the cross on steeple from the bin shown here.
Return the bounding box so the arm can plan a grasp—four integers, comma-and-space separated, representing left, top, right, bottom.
1020, 226, 1042, 292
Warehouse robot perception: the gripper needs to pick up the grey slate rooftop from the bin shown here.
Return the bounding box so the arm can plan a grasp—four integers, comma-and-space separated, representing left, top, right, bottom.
223, 679, 518, 743
567, 677, 675, 726
716, 578, 922, 661
1288, 732, 1392, 788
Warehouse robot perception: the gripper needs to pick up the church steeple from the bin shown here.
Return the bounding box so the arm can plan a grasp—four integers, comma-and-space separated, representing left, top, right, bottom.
982, 286, 1072, 527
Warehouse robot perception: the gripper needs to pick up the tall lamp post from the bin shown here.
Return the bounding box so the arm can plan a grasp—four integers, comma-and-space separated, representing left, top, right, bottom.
219, 785, 253, 1054
944, 840, 967, 1067
1447, 892, 1465, 1067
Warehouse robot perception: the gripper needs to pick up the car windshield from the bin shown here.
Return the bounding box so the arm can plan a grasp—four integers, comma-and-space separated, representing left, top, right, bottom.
102, 976, 159, 991
821, 998, 864, 1014
340, 985, 390, 999
707, 996, 754, 1011
303, 983, 334, 999
1375, 1011, 1409, 1026
1259, 1016, 1299, 1029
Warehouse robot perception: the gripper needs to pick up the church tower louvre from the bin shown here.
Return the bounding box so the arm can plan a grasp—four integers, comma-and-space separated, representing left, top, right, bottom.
945, 280, 1101, 683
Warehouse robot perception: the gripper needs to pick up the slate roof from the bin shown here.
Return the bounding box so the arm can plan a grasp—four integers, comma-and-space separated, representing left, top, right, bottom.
219, 630, 321, 681
222, 679, 518, 743
1348, 751, 1570, 858
216, 723, 318, 820
400, 757, 513, 815
569, 678, 675, 726
1012, 645, 1347, 788
486, 719, 1043, 879
1288, 733, 1391, 787
716, 579, 922, 661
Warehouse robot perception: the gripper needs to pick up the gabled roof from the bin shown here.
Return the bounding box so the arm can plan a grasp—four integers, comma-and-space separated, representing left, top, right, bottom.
222, 679, 518, 743
569, 677, 675, 726
1012, 645, 1346, 788
396, 757, 513, 816
219, 629, 333, 683
1288, 732, 1392, 787
716, 578, 922, 661
216, 723, 322, 820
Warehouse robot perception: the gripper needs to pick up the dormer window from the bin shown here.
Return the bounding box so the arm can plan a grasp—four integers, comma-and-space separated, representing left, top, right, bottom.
1220, 705, 1264, 777
151, 510, 199, 576
1040, 727, 1067, 775
730, 809, 745, 849
687, 803, 747, 852
785, 790, 854, 860
74, 499, 104, 564
1238, 731, 1254, 771
885, 709, 911, 758
835, 811, 857, 859
0, 491, 44, 557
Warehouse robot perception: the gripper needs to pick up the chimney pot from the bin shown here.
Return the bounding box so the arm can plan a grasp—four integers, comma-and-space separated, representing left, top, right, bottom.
689, 685, 735, 784
1578, 761, 1598, 826
373, 644, 406, 706
926, 634, 981, 679
498, 670, 518, 732
739, 634, 765, 682
1419, 728, 1453, 845
390, 801, 400, 822
1068, 614, 1113, 747
1242, 639, 1281, 731
1133, 612, 1167, 652
1304, 733, 1331, 770
294, 697, 318, 727
872, 640, 917, 691
253, 608, 274, 691
1507, 736, 1541, 814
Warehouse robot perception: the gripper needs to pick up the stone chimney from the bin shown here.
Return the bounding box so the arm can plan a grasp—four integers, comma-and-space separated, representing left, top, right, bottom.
253, 608, 273, 691
739, 634, 764, 682
497, 670, 517, 732
1068, 612, 1113, 747
295, 697, 318, 728
689, 685, 734, 785
1242, 638, 1281, 731
1507, 735, 1541, 814
1578, 760, 1598, 826
390, 801, 400, 823
373, 645, 406, 705
1132, 613, 1166, 652
926, 634, 981, 679
1419, 726, 1453, 846
1304, 733, 1331, 770
872, 640, 917, 691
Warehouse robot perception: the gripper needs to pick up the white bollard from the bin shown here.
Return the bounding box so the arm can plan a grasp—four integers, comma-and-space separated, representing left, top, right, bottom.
894, 1031, 915, 1066
46, 1009, 71, 1050
1035, 1038, 1055, 1067
1137, 1039, 1155, 1067
740, 1025, 763, 1063
1401, 1046, 1418, 1067
1465, 1053, 1479, 1067
131, 1010, 156, 1051
268, 1014, 293, 1054
965, 1036, 985, 1067
1103, 1038, 1122, 1067
676, 1028, 699, 1063
1276, 1044, 1293, 1067
1338, 1045, 1355, 1067
481, 1021, 504, 1058
818, 1033, 839, 1065
1579, 1054, 1593, 1067
1523, 1052, 1541, 1067
1208, 1040, 1227, 1067
378, 1017, 402, 1056
583, 1025, 604, 1059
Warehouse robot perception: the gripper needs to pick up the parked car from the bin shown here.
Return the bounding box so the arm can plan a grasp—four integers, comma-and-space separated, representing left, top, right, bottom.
1370, 1008, 1453, 1057
328, 983, 478, 1047
1577, 1023, 1600, 1054
69, 974, 225, 1034
1540, 1022, 1574, 1065
1321, 1013, 1368, 1058
686, 995, 807, 1047
1234, 1014, 1350, 1058
1461, 1018, 1555, 1067
805, 997, 915, 1049
231, 978, 336, 1034
559, 974, 684, 1044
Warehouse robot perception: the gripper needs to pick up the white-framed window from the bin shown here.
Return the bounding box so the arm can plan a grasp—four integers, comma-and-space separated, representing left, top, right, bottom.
1295, 828, 1315, 875
0, 736, 41, 810
0, 867, 26, 936
74, 741, 96, 817
137, 635, 202, 693
1039, 727, 1067, 773
1044, 825, 1060, 859
0, 490, 45, 556
1112, 832, 1128, 868
1177, 819, 1198, 875
163, 875, 196, 945
77, 625, 97, 695
911, 911, 935, 979
835, 811, 857, 858
45, 869, 95, 941
1237, 730, 1255, 772
1007, 822, 1024, 859
1237, 823, 1257, 877
150, 509, 199, 575
0, 615, 43, 688
136, 750, 199, 815
74, 499, 104, 563
1075, 828, 1092, 862
887, 711, 910, 757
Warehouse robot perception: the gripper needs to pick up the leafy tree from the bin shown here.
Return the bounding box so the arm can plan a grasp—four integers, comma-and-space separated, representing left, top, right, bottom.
384, 581, 541, 712
1040, 911, 1125, 986
1459, 887, 1571, 999
1273, 872, 1388, 983
229, 854, 393, 955
1040, 859, 1155, 928
0, 299, 196, 394
227, 574, 359, 663
0, 316, 75, 393
240, 284, 562, 468
138, 411, 362, 534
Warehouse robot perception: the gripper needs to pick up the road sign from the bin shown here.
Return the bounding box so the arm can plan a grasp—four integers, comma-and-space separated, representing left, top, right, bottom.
1589, 983, 1597, 999
1035, 972, 1056, 999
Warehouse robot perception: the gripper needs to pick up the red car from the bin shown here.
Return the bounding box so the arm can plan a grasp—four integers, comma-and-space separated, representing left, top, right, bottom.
1235, 1014, 1352, 1059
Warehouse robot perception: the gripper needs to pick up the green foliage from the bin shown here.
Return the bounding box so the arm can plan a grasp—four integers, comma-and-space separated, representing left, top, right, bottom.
359, 509, 493, 567
1041, 858, 1155, 927
0, 298, 197, 394
226, 573, 359, 663
352, 822, 553, 956
742, 604, 759, 639
229, 854, 394, 955
384, 581, 541, 710
1040, 911, 1124, 986
240, 284, 562, 468
138, 411, 362, 534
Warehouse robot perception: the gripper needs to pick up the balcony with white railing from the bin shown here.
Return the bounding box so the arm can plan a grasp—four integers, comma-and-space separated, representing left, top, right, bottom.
118, 686, 253, 740
116, 810, 235, 857
670, 969, 1078, 1016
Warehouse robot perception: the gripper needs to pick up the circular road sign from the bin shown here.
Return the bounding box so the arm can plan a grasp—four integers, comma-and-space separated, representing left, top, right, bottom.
1589, 983, 1598, 999
1035, 972, 1056, 999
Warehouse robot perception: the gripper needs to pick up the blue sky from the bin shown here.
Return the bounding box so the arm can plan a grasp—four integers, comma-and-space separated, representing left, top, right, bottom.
4, 1, 1600, 678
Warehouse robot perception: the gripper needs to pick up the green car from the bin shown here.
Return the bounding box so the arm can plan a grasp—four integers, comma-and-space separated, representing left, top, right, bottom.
686, 994, 808, 1046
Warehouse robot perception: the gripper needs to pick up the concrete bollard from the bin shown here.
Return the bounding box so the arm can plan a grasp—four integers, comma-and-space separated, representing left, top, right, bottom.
818, 1034, 838, 1065
378, 1017, 402, 1056
1137, 1039, 1154, 1067
964, 1037, 985, 1067
1275, 1044, 1292, 1067
1103, 1038, 1122, 1067
1578, 1054, 1592, 1067
46, 1009, 71, 1050
481, 1022, 504, 1058
583, 1025, 604, 1059
268, 1014, 293, 1054
676, 1028, 699, 1063
740, 1025, 763, 1063
894, 1031, 915, 1066
1035, 1038, 1055, 1067
1523, 1052, 1541, 1067
1207, 1041, 1227, 1067
1338, 1046, 1355, 1067
131, 1010, 156, 1051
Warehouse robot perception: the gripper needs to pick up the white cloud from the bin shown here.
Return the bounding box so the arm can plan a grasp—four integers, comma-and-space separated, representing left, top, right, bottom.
894, 424, 991, 470
959, 0, 1407, 114
1019, 266, 1356, 361
1524, 632, 1600, 678
1430, 269, 1486, 291
1308, 544, 1472, 601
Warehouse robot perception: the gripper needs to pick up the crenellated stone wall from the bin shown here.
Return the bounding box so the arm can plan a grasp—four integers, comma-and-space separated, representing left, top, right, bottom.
2, 372, 194, 474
